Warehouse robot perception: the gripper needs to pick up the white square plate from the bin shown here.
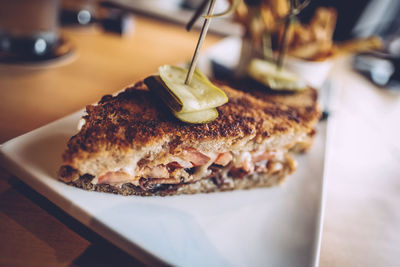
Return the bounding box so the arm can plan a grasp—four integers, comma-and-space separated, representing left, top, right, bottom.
0, 38, 329, 267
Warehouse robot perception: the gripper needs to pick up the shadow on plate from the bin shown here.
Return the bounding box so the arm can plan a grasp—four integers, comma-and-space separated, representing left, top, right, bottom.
19, 132, 71, 179
90, 202, 232, 266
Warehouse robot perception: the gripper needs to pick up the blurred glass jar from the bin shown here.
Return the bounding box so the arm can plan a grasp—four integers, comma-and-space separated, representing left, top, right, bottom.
0, 0, 60, 59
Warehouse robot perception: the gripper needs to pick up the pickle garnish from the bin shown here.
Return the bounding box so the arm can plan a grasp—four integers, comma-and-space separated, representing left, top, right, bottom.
144, 66, 228, 124
247, 59, 307, 91
158, 65, 228, 113
174, 108, 218, 124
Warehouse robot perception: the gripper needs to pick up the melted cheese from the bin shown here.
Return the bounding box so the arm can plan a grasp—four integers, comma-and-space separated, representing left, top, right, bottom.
77, 118, 86, 131
232, 151, 252, 168
92, 148, 287, 187
192, 152, 218, 181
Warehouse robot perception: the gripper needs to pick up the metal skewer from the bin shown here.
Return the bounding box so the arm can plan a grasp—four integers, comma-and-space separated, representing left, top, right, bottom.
185, 0, 217, 85
186, 0, 209, 32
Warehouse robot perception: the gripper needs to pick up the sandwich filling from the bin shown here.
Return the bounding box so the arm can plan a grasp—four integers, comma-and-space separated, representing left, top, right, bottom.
60, 147, 296, 191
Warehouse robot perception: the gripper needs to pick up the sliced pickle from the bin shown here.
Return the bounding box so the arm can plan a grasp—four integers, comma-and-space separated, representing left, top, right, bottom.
247, 58, 307, 91
158, 65, 228, 113
144, 75, 183, 112
174, 108, 218, 124
144, 76, 220, 124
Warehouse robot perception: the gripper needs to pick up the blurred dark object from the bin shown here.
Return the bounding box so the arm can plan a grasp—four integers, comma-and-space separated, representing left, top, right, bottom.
298, 0, 400, 42
0, 35, 73, 64
60, 0, 96, 25
243, 0, 262, 6
0, 0, 73, 64
60, 8, 94, 26
104, 0, 242, 36
101, 9, 134, 35
60, 2, 134, 36
353, 41, 400, 91
298, 0, 400, 90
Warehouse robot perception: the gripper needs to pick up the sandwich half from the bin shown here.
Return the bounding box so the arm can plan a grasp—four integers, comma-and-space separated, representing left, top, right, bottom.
58, 80, 320, 196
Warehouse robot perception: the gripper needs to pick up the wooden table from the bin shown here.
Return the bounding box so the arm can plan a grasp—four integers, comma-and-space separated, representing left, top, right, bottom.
0, 15, 221, 266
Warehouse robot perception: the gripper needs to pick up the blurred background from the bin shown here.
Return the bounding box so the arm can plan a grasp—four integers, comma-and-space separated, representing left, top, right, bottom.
1, 1, 400, 266
1, 0, 400, 88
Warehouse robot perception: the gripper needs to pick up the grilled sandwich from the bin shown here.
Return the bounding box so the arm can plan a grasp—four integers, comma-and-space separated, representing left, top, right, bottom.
58, 80, 320, 196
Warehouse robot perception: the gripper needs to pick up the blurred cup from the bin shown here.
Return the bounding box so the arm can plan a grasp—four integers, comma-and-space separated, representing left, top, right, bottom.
0, 0, 60, 59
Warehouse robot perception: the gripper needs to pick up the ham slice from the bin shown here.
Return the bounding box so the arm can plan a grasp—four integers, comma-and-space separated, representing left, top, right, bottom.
214, 152, 233, 166
179, 147, 210, 167
252, 151, 276, 162
98, 171, 131, 184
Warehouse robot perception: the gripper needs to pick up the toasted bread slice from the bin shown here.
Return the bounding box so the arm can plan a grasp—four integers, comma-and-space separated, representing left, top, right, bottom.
215, 78, 320, 152
59, 80, 319, 196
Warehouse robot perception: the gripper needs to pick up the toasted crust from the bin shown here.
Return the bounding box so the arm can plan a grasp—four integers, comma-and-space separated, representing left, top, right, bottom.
214, 78, 321, 152
62, 80, 320, 175
214, 78, 320, 128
